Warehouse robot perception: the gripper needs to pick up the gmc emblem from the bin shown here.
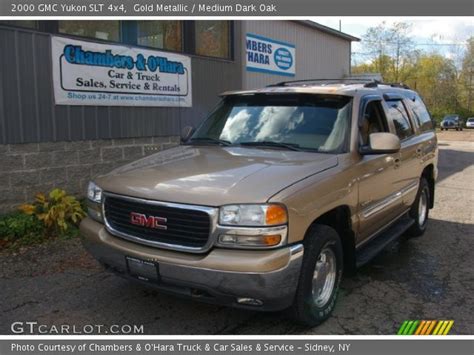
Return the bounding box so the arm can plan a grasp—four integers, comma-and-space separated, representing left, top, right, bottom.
130, 212, 167, 230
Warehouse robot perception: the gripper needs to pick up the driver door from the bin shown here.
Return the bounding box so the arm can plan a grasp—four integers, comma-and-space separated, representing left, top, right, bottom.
356, 96, 403, 244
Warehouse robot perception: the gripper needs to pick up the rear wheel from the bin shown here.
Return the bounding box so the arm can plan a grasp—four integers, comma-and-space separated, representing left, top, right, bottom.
407, 178, 430, 237
290, 224, 343, 326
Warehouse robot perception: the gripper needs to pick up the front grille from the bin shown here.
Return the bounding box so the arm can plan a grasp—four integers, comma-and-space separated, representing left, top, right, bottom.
104, 195, 211, 249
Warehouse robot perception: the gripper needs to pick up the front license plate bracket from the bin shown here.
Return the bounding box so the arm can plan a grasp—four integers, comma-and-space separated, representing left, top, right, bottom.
125, 256, 160, 282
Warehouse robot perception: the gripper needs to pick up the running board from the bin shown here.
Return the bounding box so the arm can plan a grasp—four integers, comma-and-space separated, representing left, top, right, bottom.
356, 216, 415, 268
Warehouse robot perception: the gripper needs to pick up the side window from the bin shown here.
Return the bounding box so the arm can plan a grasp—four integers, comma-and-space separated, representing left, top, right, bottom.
360, 100, 389, 146
386, 100, 414, 140
410, 95, 433, 132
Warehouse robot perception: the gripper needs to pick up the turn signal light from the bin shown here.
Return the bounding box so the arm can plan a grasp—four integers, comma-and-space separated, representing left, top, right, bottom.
261, 234, 282, 246
265, 204, 288, 225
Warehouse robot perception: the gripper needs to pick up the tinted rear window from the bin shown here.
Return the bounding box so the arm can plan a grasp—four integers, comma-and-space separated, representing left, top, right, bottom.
408, 94, 433, 132
386, 100, 414, 140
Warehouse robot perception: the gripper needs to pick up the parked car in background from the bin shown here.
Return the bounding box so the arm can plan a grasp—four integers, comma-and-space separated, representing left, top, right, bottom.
440, 115, 463, 131
465, 117, 474, 129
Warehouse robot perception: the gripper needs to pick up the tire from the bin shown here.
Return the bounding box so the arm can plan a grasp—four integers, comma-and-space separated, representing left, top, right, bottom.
407, 177, 430, 237
290, 224, 343, 326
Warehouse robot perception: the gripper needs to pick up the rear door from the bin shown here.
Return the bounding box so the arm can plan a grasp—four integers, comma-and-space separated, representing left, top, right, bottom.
403, 93, 437, 207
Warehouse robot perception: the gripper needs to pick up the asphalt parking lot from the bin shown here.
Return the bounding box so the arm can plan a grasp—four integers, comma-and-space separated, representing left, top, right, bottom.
1, 131, 473, 335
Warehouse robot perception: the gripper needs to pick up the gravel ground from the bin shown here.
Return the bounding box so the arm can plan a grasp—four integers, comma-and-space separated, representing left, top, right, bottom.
1, 135, 473, 335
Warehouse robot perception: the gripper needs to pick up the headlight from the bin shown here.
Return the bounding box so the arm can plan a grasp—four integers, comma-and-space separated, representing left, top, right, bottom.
219, 204, 288, 226
87, 181, 103, 223
87, 181, 103, 203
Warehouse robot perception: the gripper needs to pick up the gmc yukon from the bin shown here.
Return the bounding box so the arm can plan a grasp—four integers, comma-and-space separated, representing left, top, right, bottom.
80, 80, 438, 326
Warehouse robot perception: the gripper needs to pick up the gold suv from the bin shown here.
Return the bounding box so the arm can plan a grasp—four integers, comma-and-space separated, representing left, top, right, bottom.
81, 80, 438, 326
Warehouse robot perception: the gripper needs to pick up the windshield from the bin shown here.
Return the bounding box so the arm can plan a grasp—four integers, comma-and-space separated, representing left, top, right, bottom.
443, 115, 458, 121
191, 94, 353, 153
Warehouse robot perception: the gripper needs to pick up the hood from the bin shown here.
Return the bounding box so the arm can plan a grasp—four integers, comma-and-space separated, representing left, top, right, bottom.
96, 145, 338, 206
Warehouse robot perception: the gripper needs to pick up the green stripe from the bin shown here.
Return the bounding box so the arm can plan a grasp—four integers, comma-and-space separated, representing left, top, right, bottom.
397, 321, 410, 335
407, 320, 420, 335
402, 321, 414, 335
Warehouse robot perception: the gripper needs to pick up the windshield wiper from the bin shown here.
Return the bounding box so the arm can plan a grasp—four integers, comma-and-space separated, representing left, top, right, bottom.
188, 137, 232, 146
239, 141, 303, 151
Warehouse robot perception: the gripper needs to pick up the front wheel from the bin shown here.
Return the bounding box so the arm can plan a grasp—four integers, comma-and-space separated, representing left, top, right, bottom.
290, 224, 343, 326
407, 178, 430, 237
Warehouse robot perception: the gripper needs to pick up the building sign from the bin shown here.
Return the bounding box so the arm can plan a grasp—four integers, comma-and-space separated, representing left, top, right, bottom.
245, 33, 295, 77
52, 36, 192, 107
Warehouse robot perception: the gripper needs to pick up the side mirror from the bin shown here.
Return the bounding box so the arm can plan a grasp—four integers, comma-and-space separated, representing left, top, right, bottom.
180, 126, 195, 143
359, 132, 400, 155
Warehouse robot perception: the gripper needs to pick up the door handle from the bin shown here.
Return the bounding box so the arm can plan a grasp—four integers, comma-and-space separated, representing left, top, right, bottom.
416, 147, 423, 158
393, 157, 401, 169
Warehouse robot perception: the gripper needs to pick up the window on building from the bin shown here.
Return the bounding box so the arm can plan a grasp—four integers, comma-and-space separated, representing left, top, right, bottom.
195, 21, 230, 59
386, 100, 414, 140
137, 21, 182, 51
0, 21, 37, 29
59, 21, 120, 41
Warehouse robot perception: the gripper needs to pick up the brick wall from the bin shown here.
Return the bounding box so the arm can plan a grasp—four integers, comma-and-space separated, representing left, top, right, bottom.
0, 136, 180, 213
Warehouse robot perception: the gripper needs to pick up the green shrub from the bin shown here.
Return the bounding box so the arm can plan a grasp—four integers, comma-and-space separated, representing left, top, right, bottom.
0, 189, 86, 251
19, 188, 86, 236
0, 212, 45, 248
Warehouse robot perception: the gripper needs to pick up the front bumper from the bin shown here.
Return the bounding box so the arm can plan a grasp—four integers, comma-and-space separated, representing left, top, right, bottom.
80, 217, 304, 311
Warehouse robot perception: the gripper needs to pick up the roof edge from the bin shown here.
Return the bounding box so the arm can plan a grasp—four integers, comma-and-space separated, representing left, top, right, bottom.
294, 20, 360, 42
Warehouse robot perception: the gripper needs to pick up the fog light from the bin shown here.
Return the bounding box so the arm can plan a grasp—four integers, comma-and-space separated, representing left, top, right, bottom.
87, 205, 103, 223
237, 298, 264, 306
86, 200, 104, 223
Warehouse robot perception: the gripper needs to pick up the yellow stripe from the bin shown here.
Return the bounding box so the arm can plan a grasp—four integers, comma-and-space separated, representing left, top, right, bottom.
421, 321, 431, 335
442, 321, 454, 335
425, 321, 437, 335
432, 321, 443, 335
437, 321, 449, 335
415, 321, 426, 335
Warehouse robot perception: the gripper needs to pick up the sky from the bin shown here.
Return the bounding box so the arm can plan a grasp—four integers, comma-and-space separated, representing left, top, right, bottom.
311, 17, 473, 65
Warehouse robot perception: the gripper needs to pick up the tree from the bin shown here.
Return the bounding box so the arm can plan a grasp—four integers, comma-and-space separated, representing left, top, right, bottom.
353, 22, 474, 121
360, 22, 414, 82
405, 54, 458, 117
460, 37, 474, 111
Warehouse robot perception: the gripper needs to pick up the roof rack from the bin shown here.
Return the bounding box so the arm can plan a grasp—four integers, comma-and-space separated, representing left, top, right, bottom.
268, 79, 411, 90
268, 78, 375, 87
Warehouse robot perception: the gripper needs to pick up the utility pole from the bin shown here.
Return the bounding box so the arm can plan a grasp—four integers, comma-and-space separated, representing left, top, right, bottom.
468, 65, 473, 112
